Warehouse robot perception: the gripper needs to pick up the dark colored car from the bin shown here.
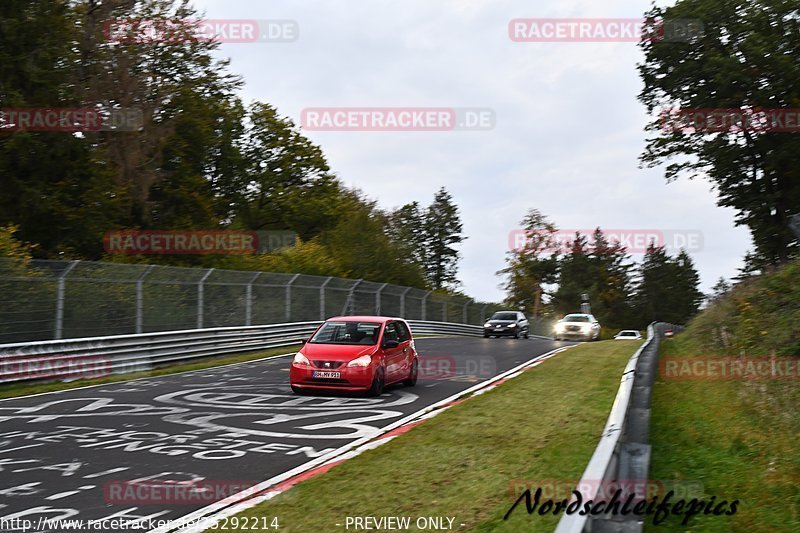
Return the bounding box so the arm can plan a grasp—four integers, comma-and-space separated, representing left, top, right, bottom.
483, 310, 529, 339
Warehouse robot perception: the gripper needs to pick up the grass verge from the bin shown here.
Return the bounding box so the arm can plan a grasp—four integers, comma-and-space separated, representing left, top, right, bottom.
647, 334, 800, 532
221, 341, 641, 532
0, 346, 296, 400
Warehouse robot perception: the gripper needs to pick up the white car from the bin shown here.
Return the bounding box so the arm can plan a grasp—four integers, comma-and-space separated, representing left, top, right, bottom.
554, 313, 601, 341
614, 330, 642, 340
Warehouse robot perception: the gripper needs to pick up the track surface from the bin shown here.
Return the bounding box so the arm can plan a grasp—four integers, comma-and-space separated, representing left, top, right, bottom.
0, 337, 568, 531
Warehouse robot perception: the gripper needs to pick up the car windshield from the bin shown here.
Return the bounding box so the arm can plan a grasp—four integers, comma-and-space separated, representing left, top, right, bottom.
620, 331, 636, 336
563, 315, 590, 322
309, 321, 381, 345
491, 312, 517, 321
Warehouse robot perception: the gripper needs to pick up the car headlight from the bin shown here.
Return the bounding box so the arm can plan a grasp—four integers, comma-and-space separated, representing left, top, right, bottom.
555, 323, 566, 332
581, 324, 591, 332
292, 353, 311, 366
347, 354, 372, 368
484, 323, 492, 328
508, 323, 517, 328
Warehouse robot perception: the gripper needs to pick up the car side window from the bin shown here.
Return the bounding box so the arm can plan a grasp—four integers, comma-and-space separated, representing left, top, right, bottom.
396, 321, 411, 342
384, 322, 399, 342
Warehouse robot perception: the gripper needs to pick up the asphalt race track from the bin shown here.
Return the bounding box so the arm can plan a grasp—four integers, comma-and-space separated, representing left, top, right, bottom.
0, 336, 569, 532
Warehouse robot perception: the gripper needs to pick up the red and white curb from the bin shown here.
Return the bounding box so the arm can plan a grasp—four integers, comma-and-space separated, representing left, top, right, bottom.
149, 345, 573, 533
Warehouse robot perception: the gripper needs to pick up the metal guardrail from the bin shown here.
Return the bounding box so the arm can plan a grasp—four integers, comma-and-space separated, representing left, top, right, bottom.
554, 322, 683, 533
0, 320, 484, 385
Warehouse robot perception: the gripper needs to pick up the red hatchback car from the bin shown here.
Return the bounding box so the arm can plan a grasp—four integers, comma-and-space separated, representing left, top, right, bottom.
289, 316, 418, 395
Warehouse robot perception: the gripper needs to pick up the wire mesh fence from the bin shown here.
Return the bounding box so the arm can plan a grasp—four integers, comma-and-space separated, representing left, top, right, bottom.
0, 258, 529, 344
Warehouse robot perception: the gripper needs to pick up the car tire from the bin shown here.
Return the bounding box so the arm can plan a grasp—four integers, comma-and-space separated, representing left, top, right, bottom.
483, 333, 489, 338
513, 331, 519, 339
368, 368, 385, 397
291, 385, 303, 395
524, 330, 529, 339
403, 359, 418, 387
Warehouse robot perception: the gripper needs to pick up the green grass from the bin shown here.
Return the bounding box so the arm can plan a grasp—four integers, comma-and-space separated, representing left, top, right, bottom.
647, 334, 800, 532
222, 341, 641, 532
0, 346, 297, 399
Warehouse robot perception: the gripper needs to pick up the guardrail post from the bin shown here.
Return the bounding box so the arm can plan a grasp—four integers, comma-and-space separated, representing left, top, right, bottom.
320, 277, 332, 321
375, 283, 388, 315
245, 272, 261, 326
135, 265, 155, 334
54, 260, 79, 340
197, 268, 214, 329
285, 273, 300, 322
421, 291, 432, 321
399, 287, 412, 318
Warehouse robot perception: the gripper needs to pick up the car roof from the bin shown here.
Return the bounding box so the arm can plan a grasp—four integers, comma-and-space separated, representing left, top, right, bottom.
325, 316, 401, 323
619, 330, 639, 334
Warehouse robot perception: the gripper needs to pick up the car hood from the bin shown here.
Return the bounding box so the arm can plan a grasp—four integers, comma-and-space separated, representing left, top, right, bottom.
558, 321, 592, 327
486, 320, 516, 325
300, 343, 378, 361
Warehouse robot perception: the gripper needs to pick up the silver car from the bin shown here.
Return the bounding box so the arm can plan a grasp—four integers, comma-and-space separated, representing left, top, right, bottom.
554, 313, 601, 341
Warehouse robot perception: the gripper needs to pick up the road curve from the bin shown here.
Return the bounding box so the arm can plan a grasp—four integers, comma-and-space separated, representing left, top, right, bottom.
0, 336, 570, 532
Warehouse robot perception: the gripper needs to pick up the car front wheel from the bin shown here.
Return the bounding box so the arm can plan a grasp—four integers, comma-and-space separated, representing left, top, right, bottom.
368, 368, 385, 396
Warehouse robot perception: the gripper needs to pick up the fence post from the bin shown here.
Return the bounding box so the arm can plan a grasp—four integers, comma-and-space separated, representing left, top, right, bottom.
442, 296, 449, 322
197, 269, 214, 329
343, 279, 363, 315
245, 272, 261, 326
375, 283, 388, 315
286, 273, 300, 322
481, 304, 488, 324
320, 276, 333, 321
136, 265, 155, 334
400, 287, 412, 318
54, 260, 79, 340
421, 291, 432, 321
462, 300, 469, 324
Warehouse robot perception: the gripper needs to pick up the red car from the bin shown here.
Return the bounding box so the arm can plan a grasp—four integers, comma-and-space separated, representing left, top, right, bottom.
289, 316, 418, 395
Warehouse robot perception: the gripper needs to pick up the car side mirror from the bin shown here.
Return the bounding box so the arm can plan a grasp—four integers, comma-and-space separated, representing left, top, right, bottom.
297, 338, 308, 344
383, 339, 399, 349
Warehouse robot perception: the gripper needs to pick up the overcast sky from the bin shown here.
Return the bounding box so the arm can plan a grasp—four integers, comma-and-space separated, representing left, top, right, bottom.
192, 0, 752, 302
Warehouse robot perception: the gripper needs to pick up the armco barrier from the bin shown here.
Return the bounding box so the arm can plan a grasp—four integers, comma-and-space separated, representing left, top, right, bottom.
0, 320, 482, 385
554, 322, 683, 533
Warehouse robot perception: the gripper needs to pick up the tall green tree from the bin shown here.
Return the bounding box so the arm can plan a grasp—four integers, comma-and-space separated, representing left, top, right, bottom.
422, 188, 464, 289
498, 209, 558, 317
633, 244, 704, 325
638, 0, 800, 270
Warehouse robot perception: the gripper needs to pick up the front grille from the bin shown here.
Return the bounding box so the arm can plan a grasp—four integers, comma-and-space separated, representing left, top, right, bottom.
311, 360, 344, 369
567, 325, 580, 331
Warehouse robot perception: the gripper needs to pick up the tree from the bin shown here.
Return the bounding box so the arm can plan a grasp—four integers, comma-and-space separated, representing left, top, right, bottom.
633, 244, 703, 325
710, 276, 732, 302
498, 209, 558, 317
386, 201, 426, 267
422, 188, 465, 289
638, 0, 800, 269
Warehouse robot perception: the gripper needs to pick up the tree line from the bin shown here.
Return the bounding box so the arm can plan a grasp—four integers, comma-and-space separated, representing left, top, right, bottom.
500, 209, 704, 330
0, 0, 465, 291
